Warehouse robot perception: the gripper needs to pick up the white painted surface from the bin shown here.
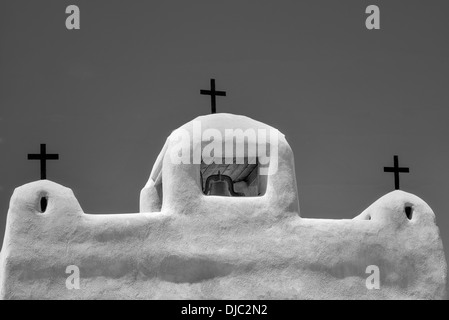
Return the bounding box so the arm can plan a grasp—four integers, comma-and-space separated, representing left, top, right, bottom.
0, 114, 446, 299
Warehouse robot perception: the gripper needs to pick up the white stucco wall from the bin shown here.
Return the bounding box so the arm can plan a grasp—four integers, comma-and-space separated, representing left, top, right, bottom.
0, 114, 446, 299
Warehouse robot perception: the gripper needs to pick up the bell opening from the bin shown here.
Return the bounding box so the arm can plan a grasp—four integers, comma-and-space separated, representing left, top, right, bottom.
201, 157, 266, 197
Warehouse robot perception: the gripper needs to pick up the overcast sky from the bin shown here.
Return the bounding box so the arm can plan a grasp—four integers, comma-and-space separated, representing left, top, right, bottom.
1, 0, 448, 281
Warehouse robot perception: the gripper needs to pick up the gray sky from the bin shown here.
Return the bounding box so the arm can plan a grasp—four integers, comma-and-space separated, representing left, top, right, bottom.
1, 0, 448, 280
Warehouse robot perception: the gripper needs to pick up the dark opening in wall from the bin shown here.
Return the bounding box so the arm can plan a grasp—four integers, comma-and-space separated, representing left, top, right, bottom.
40, 196, 48, 213
405, 205, 413, 220
201, 158, 267, 197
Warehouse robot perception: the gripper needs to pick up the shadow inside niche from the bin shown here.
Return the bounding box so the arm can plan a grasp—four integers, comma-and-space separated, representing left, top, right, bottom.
158, 255, 234, 284
404, 205, 413, 220
40, 196, 48, 213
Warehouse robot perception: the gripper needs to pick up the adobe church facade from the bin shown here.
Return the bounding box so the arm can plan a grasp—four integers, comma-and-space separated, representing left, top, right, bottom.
0, 114, 446, 299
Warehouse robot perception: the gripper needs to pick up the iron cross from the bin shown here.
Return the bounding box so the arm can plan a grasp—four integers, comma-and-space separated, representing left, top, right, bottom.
384, 155, 410, 190
200, 78, 226, 114
28, 144, 59, 180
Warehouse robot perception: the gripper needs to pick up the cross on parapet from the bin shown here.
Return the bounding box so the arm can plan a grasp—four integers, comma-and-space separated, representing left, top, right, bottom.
28, 144, 59, 180
200, 78, 226, 114
384, 155, 409, 190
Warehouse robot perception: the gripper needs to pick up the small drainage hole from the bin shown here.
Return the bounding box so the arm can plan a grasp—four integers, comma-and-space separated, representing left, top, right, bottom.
405, 206, 413, 220
40, 197, 48, 213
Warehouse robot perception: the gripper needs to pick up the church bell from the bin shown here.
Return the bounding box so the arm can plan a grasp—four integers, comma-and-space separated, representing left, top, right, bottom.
208, 180, 232, 196
207, 171, 232, 196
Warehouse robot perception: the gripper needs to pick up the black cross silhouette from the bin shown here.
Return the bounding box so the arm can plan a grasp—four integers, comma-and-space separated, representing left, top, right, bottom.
384, 155, 409, 190
200, 78, 226, 114
28, 144, 59, 180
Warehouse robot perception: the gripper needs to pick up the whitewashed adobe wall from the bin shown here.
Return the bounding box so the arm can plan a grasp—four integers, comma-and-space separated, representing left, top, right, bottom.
0, 114, 446, 299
